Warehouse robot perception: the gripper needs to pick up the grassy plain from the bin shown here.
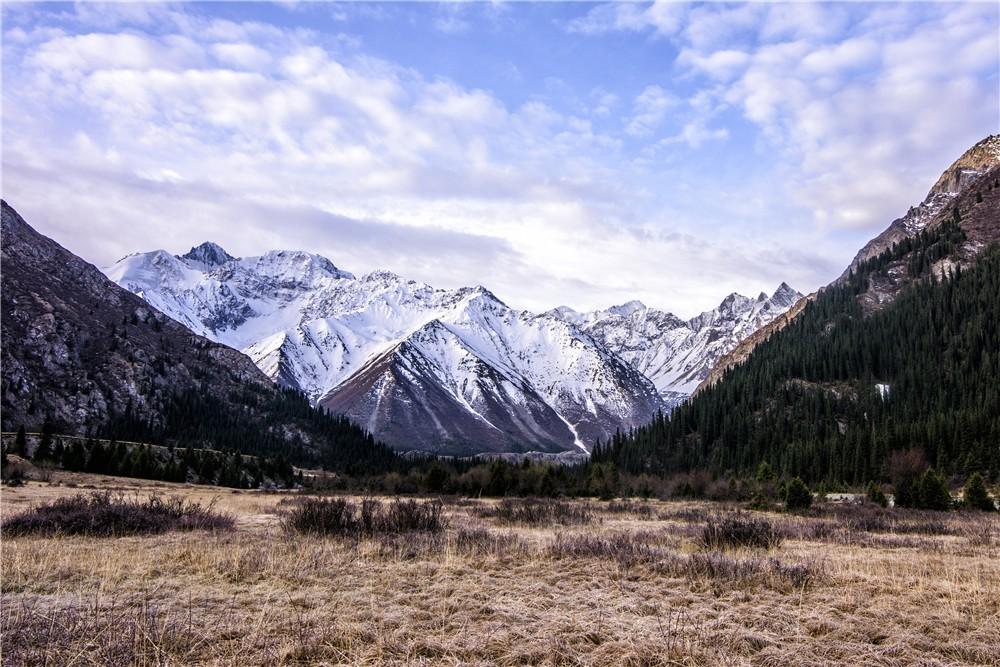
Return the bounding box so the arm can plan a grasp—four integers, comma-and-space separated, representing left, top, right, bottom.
1, 470, 998, 666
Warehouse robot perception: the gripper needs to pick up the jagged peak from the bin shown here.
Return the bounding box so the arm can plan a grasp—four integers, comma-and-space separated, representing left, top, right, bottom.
454, 284, 508, 308
719, 291, 751, 308
771, 281, 800, 299
928, 134, 1000, 197
605, 300, 647, 317
361, 269, 406, 284
180, 241, 234, 267
251, 249, 354, 280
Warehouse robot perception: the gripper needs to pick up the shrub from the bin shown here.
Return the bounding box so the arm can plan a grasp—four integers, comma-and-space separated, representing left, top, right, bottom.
602, 500, 655, 518
547, 532, 662, 567
962, 473, 996, 511
889, 447, 928, 508
698, 513, 783, 550
479, 498, 593, 526
784, 477, 812, 510
684, 553, 816, 589
866, 481, 889, 507
283, 497, 445, 536
1, 492, 233, 537
453, 527, 528, 558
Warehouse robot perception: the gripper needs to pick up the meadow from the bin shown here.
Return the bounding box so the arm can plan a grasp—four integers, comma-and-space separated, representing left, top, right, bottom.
1, 470, 998, 666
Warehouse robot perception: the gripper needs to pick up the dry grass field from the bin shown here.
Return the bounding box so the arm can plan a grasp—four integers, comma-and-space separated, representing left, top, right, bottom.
1, 470, 998, 666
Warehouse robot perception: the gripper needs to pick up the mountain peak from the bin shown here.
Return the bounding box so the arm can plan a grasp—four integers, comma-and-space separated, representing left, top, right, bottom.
255, 250, 354, 280
606, 300, 647, 317
770, 282, 801, 305
928, 134, 1000, 197
181, 242, 234, 267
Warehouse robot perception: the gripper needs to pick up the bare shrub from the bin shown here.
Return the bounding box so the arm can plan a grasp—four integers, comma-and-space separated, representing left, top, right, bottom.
826, 505, 957, 536
547, 532, 663, 567
698, 512, 783, 550
657, 506, 710, 524
453, 527, 529, 558
1, 492, 233, 537
479, 498, 594, 526
283, 497, 446, 536
601, 500, 655, 518
683, 553, 817, 589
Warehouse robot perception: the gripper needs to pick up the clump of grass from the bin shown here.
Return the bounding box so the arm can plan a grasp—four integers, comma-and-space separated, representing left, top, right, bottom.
1, 492, 233, 537
682, 553, 817, 589
547, 532, 663, 567
698, 512, 783, 550
601, 500, 655, 518
479, 498, 594, 526
546, 532, 817, 589
1, 597, 199, 667
452, 527, 530, 558
657, 507, 710, 524
283, 497, 445, 536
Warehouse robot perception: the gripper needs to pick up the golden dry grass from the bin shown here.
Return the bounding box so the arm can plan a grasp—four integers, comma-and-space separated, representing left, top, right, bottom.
2, 471, 998, 666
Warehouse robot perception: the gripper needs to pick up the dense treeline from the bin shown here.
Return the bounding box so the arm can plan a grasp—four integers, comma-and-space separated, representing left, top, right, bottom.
595, 217, 1000, 486
98, 386, 398, 476
4, 423, 296, 488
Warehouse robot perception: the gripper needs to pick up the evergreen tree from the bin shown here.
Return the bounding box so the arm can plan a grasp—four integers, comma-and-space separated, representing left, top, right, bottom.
12, 426, 27, 456
603, 223, 1000, 487
917, 468, 952, 511
33, 421, 54, 462
962, 472, 996, 511
784, 477, 812, 510
866, 481, 888, 507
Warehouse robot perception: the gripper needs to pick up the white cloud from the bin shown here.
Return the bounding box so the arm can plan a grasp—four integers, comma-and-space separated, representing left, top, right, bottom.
626, 85, 676, 136
211, 42, 274, 70
567, 1, 687, 37
587, 2, 1000, 232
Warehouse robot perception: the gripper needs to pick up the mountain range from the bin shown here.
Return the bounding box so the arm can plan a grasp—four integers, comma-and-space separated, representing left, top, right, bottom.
105, 243, 799, 456
2, 134, 996, 469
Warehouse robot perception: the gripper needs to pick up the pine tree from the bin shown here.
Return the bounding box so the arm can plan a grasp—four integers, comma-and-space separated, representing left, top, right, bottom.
12, 426, 27, 456
962, 473, 996, 511
33, 420, 54, 462
784, 477, 812, 510
866, 481, 888, 507
917, 468, 952, 511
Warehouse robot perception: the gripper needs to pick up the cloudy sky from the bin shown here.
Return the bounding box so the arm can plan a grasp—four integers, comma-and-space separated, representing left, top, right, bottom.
2, 2, 997, 316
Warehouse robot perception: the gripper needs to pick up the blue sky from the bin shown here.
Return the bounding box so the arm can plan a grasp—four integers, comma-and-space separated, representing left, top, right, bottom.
2, 2, 997, 316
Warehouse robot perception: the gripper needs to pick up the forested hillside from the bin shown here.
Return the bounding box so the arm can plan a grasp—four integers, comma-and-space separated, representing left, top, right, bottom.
595, 213, 1000, 484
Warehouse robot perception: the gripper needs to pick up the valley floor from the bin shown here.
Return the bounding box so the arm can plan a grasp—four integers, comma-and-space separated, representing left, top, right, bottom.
1, 472, 998, 666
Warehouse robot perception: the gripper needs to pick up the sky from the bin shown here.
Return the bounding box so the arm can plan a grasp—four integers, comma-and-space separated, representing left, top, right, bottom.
2, 1, 998, 317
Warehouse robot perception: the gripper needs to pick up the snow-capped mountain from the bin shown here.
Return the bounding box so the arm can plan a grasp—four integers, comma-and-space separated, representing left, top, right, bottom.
105, 248, 663, 456
548, 283, 803, 405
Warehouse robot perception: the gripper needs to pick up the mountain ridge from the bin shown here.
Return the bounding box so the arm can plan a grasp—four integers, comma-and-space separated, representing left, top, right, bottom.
106, 239, 799, 455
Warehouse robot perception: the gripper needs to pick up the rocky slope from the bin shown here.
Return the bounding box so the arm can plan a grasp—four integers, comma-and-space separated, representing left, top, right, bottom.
843, 134, 1000, 277
1, 201, 270, 433
1, 201, 393, 471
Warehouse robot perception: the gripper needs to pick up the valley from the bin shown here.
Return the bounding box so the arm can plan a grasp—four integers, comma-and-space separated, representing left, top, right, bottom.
2, 472, 997, 666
